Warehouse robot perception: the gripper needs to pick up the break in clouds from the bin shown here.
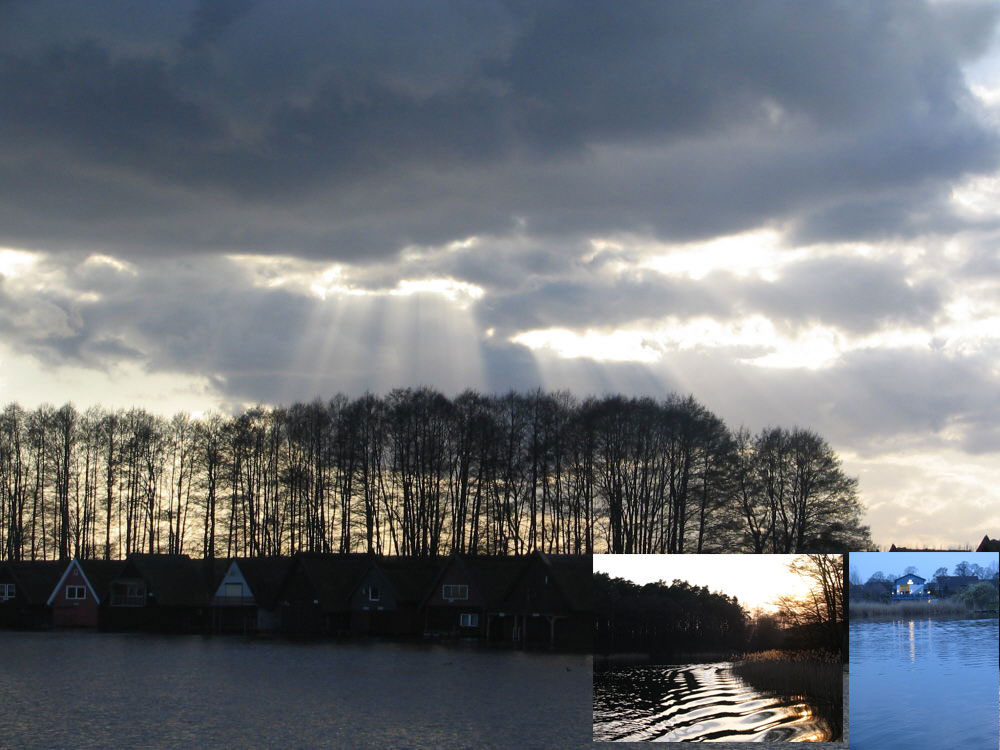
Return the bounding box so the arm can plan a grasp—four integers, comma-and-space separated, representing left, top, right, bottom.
2, 0, 1000, 545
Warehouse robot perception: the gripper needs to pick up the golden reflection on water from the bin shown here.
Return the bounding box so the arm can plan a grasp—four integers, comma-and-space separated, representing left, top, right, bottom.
594, 664, 839, 742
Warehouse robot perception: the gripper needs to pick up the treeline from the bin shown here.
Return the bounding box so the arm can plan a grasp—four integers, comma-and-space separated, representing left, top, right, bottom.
0, 389, 870, 561
594, 573, 748, 655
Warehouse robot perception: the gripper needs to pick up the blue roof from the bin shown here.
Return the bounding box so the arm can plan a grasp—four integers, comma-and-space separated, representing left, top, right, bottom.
893, 574, 926, 584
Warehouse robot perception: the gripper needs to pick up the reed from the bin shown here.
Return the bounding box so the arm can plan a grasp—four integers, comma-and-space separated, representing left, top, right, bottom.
732, 650, 842, 704
849, 599, 971, 620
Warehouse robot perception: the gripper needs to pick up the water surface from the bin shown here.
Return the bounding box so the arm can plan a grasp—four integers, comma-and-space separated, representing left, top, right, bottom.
593, 662, 836, 742
850, 616, 998, 750
0, 631, 592, 749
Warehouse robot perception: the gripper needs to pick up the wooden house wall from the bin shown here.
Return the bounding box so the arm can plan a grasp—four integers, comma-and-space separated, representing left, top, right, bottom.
50, 564, 100, 628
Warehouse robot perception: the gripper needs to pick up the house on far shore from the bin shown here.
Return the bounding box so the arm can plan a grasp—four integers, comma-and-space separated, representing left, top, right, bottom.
47, 558, 123, 628
0, 560, 64, 629
976, 535, 1000, 553
933, 575, 981, 597
892, 573, 928, 598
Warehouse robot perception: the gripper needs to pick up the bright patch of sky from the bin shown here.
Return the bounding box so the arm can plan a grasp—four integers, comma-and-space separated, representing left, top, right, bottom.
0, 341, 221, 416
594, 554, 828, 613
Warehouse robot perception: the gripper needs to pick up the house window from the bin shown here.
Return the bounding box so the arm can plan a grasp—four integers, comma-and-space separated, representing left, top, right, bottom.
0, 583, 14, 601
459, 613, 479, 628
66, 586, 87, 600
224, 582, 243, 599
442, 584, 468, 601
368, 586, 380, 602
111, 581, 146, 606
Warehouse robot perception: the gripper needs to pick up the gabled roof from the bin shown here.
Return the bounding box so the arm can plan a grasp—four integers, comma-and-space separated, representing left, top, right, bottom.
2, 561, 65, 604
499, 552, 592, 614
46, 558, 125, 605
291, 552, 374, 613
977, 535, 1000, 553
121, 553, 210, 607
423, 555, 527, 609
231, 556, 294, 608
374, 556, 447, 604
462, 556, 528, 605
893, 573, 926, 584
538, 553, 592, 612
81, 559, 128, 601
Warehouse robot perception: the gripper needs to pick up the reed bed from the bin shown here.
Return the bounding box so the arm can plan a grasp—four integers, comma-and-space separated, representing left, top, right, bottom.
849, 599, 972, 620
732, 649, 842, 704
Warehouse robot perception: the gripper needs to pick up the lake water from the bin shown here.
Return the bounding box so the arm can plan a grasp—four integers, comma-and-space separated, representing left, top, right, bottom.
0, 632, 593, 749
850, 616, 999, 750
593, 662, 838, 742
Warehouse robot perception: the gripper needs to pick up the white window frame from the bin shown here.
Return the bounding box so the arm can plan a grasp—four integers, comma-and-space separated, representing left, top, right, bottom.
0, 583, 14, 601
368, 586, 380, 602
459, 613, 479, 628
442, 584, 468, 601
66, 585, 87, 600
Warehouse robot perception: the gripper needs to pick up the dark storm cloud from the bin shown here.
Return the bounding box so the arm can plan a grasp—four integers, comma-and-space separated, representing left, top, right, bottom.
0, 0, 996, 259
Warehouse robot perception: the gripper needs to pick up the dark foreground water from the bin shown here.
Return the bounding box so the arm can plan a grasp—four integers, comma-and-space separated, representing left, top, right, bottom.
593, 662, 838, 742
0, 631, 592, 749
850, 617, 999, 750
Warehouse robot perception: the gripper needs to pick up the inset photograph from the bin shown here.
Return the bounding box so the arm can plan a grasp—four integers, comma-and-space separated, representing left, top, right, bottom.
849, 551, 999, 750
593, 554, 844, 743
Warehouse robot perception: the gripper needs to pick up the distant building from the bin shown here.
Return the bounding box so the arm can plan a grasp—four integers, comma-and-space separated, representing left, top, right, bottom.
892, 573, 927, 597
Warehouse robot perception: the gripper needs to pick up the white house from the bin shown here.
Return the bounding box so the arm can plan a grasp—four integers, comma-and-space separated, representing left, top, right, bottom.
893, 573, 926, 596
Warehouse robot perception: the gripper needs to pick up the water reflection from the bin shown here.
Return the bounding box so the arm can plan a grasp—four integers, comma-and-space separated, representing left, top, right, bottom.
593, 662, 837, 742
851, 617, 998, 750
0, 632, 592, 749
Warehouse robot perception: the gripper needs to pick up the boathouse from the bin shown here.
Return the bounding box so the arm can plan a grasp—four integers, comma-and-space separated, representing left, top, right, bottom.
278, 552, 372, 635
106, 553, 211, 632
0, 560, 63, 629
422, 555, 525, 638
349, 556, 446, 636
210, 556, 294, 633
494, 552, 592, 649
47, 558, 123, 628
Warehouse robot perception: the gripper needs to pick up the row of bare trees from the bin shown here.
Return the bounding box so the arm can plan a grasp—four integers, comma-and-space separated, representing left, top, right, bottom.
0, 389, 870, 561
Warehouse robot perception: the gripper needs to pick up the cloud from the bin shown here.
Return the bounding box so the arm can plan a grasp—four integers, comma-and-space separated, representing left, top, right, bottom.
0, 1, 996, 259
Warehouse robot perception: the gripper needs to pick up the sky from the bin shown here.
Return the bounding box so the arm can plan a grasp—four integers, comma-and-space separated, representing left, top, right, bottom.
850, 551, 1000, 584
593, 554, 821, 612
1, 1, 1000, 548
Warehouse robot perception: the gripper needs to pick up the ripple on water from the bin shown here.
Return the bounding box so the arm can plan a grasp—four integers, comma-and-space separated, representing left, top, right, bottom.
594, 662, 836, 743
